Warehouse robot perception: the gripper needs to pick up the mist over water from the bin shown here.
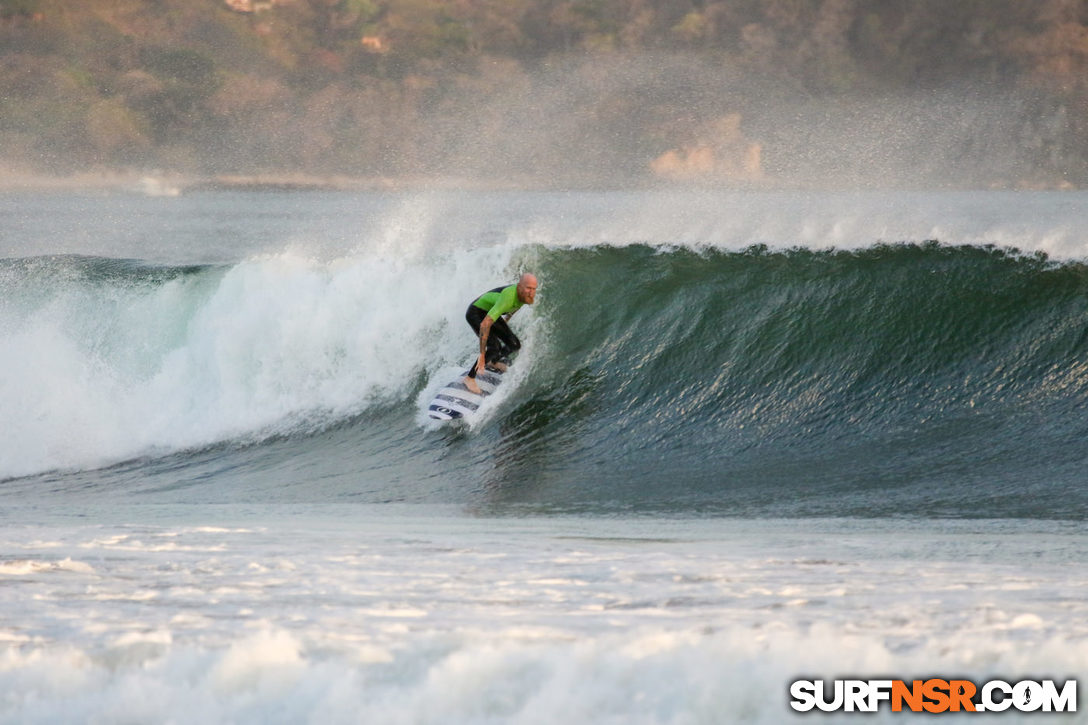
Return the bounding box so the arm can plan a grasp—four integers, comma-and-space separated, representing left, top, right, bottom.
436, 56, 1064, 190
2, 45, 1075, 191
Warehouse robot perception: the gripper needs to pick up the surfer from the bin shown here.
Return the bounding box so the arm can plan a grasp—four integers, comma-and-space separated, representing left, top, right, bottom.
463, 273, 537, 395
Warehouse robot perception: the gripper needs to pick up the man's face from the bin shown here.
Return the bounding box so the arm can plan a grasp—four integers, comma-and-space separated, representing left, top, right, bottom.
518, 277, 537, 304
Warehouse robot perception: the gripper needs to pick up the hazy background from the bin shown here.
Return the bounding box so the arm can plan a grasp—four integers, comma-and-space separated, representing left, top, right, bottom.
1, 0, 1086, 189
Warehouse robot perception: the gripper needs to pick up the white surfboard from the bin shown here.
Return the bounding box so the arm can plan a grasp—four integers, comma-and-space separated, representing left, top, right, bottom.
427, 367, 504, 421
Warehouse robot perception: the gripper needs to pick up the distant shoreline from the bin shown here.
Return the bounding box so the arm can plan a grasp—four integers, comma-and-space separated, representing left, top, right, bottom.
0, 169, 1078, 194
0, 170, 528, 194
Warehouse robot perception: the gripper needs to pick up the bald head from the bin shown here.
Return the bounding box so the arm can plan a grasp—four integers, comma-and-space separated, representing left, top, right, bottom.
517, 273, 537, 305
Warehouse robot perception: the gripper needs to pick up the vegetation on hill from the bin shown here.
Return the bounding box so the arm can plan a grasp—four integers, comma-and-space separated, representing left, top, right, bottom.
2, 0, 1087, 187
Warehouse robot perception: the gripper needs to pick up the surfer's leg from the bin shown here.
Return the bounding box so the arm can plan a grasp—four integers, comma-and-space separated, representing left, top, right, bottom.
484, 336, 508, 367
488, 318, 520, 366
484, 320, 518, 371
464, 305, 488, 379
462, 305, 489, 393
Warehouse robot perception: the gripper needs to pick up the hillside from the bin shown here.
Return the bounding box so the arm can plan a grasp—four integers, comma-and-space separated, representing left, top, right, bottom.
2, 0, 1087, 188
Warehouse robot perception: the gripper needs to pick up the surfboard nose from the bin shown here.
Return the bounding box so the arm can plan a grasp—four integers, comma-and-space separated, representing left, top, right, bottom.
425, 369, 504, 422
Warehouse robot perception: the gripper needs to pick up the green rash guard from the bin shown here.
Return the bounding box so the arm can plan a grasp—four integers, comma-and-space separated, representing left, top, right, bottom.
472, 284, 524, 321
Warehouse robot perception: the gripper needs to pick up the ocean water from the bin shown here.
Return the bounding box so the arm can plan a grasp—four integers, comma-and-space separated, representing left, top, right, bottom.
1, 189, 1086, 723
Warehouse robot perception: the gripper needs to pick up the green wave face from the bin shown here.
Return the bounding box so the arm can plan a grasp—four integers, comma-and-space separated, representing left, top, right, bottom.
494, 243, 1088, 516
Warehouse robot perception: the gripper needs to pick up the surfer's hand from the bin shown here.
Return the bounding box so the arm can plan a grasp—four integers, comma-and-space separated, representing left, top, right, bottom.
476, 354, 486, 373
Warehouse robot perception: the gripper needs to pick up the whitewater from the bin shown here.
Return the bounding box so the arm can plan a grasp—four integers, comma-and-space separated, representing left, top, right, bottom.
1, 189, 1086, 723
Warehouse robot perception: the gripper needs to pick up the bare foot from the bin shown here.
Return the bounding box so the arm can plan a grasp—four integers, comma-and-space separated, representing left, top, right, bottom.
490, 361, 508, 372
463, 377, 482, 395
